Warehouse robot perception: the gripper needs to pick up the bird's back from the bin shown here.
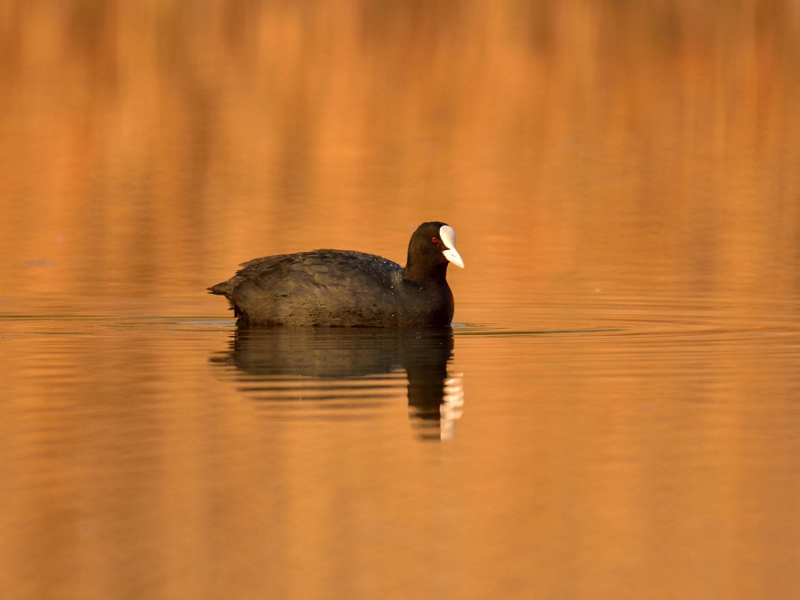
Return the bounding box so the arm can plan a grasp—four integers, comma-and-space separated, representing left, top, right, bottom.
209, 250, 406, 326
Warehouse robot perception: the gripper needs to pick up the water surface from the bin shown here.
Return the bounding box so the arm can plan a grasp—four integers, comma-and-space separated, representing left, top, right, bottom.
2, 2, 800, 599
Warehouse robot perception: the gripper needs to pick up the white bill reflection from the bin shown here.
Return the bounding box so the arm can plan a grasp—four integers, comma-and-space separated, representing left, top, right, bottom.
440, 373, 465, 441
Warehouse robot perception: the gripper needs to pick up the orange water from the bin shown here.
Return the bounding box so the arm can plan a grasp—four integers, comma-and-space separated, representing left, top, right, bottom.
2, 2, 800, 598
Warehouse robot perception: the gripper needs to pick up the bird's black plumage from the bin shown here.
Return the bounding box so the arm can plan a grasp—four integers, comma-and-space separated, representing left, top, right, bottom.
208, 221, 464, 327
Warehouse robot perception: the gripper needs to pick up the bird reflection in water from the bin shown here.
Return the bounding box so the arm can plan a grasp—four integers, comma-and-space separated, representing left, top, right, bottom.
210, 328, 463, 441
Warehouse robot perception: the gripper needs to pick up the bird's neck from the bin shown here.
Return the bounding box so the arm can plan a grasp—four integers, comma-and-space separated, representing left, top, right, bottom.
402, 260, 448, 284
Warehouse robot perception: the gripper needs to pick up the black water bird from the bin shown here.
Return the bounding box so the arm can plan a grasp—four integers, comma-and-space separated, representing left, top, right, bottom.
209, 221, 464, 327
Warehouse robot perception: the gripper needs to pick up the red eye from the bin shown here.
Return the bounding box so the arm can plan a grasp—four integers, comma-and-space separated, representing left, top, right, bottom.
431, 237, 439, 243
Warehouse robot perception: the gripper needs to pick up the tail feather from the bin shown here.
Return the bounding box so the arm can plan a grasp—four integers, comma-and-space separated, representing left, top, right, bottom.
208, 281, 233, 297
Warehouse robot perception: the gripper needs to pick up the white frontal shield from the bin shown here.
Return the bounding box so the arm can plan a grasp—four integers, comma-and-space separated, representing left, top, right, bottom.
439, 225, 464, 268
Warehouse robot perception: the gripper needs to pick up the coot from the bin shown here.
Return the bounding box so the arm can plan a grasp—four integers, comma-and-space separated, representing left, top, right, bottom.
208, 221, 464, 327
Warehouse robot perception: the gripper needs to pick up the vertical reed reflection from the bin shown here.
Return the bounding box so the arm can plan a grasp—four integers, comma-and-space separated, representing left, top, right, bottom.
210, 327, 463, 440
1, 1, 799, 308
